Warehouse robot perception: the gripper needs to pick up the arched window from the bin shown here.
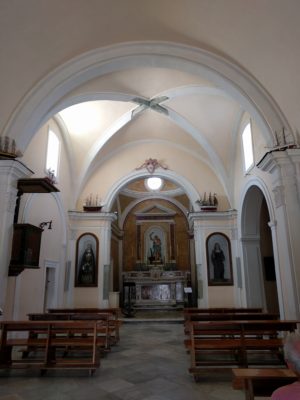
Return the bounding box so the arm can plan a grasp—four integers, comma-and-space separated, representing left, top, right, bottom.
242, 122, 254, 172
46, 129, 60, 179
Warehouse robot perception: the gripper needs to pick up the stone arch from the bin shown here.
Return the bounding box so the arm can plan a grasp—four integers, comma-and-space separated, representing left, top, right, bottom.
101, 168, 199, 213
3, 42, 293, 153
239, 180, 281, 314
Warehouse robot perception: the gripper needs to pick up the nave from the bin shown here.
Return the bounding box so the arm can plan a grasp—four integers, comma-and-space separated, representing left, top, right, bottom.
0, 321, 243, 400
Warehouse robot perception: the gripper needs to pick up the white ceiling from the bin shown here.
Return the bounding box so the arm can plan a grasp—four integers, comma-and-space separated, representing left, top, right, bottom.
58, 66, 243, 194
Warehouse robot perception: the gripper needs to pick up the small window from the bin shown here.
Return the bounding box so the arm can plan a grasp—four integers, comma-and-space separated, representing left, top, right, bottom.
46, 129, 60, 178
242, 123, 254, 171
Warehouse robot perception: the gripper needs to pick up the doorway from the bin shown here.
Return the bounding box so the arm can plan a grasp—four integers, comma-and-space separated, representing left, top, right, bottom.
43, 261, 58, 312
241, 185, 279, 313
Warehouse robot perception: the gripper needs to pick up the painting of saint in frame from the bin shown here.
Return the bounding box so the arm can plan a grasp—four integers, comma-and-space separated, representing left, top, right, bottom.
145, 227, 165, 265
206, 232, 233, 286
75, 233, 98, 287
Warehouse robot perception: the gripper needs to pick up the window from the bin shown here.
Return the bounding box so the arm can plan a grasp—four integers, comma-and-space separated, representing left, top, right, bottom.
46, 129, 60, 178
242, 122, 254, 171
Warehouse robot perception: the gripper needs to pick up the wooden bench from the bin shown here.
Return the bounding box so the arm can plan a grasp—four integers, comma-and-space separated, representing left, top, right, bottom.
184, 312, 279, 335
188, 320, 299, 381
28, 312, 115, 351
184, 307, 263, 314
232, 368, 298, 400
0, 320, 106, 375
47, 307, 121, 343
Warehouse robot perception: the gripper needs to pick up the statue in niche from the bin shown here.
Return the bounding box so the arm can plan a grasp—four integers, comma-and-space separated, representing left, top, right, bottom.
211, 242, 225, 281
78, 243, 96, 284
148, 231, 163, 264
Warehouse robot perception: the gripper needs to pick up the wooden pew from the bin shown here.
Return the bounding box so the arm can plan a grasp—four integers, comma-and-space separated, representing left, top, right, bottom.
47, 308, 121, 343
47, 307, 120, 319
232, 368, 298, 400
28, 312, 113, 351
184, 307, 263, 314
184, 312, 279, 335
0, 320, 105, 375
188, 320, 299, 381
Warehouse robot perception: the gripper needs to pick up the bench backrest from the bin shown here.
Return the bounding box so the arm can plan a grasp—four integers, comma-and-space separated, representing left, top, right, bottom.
184, 307, 263, 314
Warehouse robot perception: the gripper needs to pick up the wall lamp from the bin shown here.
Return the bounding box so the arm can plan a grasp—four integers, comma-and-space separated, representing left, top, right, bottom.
39, 220, 53, 230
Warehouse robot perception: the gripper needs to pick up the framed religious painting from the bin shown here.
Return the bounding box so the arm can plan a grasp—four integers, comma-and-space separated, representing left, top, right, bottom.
206, 232, 233, 286
75, 233, 98, 287
145, 227, 165, 265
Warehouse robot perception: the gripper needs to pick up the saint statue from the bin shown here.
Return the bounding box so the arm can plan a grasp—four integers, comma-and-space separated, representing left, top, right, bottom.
78, 243, 96, 284
149, 232, 162, 262
211, 242, 225, 281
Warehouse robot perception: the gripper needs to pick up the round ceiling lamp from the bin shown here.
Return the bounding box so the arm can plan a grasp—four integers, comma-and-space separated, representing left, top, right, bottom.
145, 177, 163, 191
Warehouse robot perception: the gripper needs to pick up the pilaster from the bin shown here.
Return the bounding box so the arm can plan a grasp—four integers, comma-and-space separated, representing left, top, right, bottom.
188, 210, 238, 308
258, 149, 300, 318
0, 159, 33, 316
68, 211, 117, 307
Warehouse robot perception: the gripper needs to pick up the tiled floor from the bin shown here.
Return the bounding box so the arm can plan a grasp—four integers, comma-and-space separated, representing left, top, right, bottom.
0, 321, 245, 400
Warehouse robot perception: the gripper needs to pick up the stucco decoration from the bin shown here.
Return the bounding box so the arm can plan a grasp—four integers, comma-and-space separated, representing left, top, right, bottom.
136, 158, 168, 174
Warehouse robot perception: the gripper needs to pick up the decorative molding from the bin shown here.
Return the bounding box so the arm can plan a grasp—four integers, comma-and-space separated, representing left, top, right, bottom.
135, 204, 177, 221
268, 220, 277, 230
44, 259, 59, 269
121, 186, 184, 198
136, 216, 175, 223
0, 160, 33, 214
68, 211, 117, 223
136, 158, 168, 174
188, 210, 238, 224
0, 159, 33, 181
258, 148, 300, 179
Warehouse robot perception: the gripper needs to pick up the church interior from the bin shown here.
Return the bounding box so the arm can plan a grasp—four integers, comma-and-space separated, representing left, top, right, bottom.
0, 1, 300, 399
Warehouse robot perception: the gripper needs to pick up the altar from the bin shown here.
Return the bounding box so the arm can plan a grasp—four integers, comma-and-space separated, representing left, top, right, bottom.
123, 268, 189, 308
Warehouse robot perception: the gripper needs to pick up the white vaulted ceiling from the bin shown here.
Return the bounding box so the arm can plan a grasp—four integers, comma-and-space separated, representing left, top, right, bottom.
2, 1, 299, 212
58, 67, 242, 201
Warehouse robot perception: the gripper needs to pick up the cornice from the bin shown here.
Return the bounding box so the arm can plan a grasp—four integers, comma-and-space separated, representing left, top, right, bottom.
188, 210, 237, 223
0, 159, 33, 179
257, 148, 300, 174
68, 210, 117, 223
